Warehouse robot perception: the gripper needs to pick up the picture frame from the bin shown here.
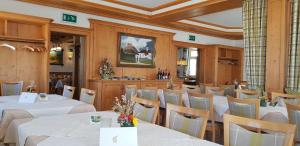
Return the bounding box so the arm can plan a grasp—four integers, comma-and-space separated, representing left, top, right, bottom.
49, 48, 64, 65
117, 33, 156, 68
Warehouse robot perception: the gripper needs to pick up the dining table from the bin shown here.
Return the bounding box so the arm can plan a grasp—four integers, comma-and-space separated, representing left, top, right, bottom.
209, 96, 289, 123
0, 94, 96, 142
10, 111, 222, 146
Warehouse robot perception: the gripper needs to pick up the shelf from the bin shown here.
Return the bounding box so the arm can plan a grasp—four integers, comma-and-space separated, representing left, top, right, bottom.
218, 57, 239, 61
0, 35, 45, 44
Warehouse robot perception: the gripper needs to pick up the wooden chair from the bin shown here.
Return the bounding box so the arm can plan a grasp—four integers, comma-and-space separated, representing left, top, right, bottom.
188, 92, 220, 142
220, 84, 235, 97
166, 103, 209, 139
224, 114, 296, 146
62, 85, 75, 99
227, 96, 260, 119
139, 87, 158, 101
124, 85, 137, 100
271, 92, 300, 106
199, 83, 214, 94
286, 103, 300, 145
0, 81, 23, 96
205, 86, 224, 96
131, 96, 160, 124
235, 89, 260, 99
182, 84, 201, 93
79, 88, 96, 104
163, 89, 183, 106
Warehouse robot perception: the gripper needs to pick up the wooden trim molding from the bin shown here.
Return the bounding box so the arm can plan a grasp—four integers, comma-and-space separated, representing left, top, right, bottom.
0, 11, 52, 24
89, 19, 176, 36
17, 0, 243, 40
50, 23, 92, 87
186, 19, 243, 30
151, 0, 243, 22
169, 21, 243, 40
103, 0, 190, 12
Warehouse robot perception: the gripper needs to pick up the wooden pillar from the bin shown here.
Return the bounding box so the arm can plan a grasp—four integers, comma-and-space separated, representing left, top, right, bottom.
265, 0, 289, 92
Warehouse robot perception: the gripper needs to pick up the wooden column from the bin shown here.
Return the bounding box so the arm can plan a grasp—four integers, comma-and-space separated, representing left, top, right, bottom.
265, 0, 289, 92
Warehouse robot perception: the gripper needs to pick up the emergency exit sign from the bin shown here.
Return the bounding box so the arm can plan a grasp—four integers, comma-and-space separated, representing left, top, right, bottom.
189, 35, 196, 41
62, 13, 77, 23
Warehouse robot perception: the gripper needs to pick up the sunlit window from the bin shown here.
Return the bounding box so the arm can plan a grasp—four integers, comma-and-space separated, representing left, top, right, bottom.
189, 49, 198, 77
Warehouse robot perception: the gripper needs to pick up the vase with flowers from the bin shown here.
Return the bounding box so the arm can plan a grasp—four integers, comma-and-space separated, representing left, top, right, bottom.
99, 58, 114, 80
112, 96, 138, 127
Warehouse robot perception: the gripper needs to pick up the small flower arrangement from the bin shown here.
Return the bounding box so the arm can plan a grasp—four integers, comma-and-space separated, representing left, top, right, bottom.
112, 96, 138, 127
99, 58, 114, 80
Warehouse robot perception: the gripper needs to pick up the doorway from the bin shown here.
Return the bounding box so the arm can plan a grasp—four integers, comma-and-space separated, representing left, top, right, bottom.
49, 32, 85, 99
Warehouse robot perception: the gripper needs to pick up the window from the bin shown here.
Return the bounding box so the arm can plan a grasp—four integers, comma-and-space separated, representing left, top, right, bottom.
189, 49, 198, 76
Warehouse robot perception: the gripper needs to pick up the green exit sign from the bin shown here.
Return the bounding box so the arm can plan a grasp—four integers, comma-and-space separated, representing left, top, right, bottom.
189, 35, 196, 41
62, 13, 77, 23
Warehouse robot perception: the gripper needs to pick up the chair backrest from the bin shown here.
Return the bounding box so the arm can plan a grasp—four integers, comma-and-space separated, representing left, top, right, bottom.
166, 103, 209, 139
80, 88, 96, 104
272, 92, 300, 106
286, 103, 300, 143
227, 96, 260, 119
124, 85, 137, 100
139, 87, 158, 101
131, 96, 160, 124
220, 85, 236, 97
205, 86, 224, 96
224, 114, 296, 146
182, 84, 201, 93
188, 92, 214, 120
62, 85, 75, 99
1, 81, 23, 96
163, 89, 183, 106
199, 83, 214, 94
235, 89, 259, 99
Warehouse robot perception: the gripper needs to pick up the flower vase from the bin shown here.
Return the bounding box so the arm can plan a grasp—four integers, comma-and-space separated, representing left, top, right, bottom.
102, 74, 110, 80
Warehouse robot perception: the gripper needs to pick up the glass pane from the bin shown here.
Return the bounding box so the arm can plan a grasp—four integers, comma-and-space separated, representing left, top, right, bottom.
189, 58, 197, 76
190, 50, 198, 57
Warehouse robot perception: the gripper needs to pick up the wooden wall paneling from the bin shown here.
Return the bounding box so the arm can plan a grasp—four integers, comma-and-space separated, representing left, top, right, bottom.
0, 12, 51, 93
101, 81, 123, 110
265, 0, 288, 92
6, 21, 18, 37
0, 41, 17, 82
88, 80, 102, 111
16, 42, 43, 91
90, 20, 175, 80
203, 46, 217, 84
0, 19, 4, 35
141, 80, 158, 88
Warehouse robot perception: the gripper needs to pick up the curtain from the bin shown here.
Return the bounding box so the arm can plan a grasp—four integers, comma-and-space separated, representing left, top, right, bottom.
286, 0, 300, 93
243, 0, 268, 89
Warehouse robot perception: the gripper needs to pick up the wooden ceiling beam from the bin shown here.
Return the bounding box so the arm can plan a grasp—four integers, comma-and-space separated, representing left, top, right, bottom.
151, 0, 243, 22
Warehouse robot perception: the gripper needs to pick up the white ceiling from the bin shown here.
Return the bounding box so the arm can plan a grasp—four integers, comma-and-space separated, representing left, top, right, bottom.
114, 0, 178, 8
192, 8, 243, 28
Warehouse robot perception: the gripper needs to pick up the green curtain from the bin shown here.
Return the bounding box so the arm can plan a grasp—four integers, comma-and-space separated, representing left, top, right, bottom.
286, 0, 300, 93
243, 0, 267, 90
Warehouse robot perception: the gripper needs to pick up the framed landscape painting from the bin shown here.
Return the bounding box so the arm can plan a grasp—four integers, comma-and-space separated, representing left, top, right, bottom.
117, 33, 156, 68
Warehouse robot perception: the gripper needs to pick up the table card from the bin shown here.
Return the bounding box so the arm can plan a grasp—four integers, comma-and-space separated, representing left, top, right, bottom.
18, 92, 38, 103
100, 127, 138, 146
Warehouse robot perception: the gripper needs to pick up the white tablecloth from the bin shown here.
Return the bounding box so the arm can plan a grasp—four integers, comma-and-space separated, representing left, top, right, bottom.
0, 94, 68, 103
0, 96, 84, 121
212, 98, 289, 122
17, 111, 221, 146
